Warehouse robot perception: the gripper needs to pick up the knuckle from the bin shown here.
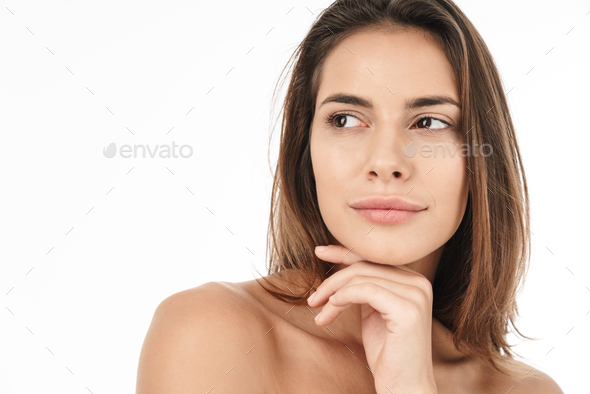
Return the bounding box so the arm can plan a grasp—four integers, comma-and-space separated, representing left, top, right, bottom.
348, 274, 370, 286
415, 276, 433, 298
359, 281, 377, 293
408, 286, 425, 302
401, 301, 420, 320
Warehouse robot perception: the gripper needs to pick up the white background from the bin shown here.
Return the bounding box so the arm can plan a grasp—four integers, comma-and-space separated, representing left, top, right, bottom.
1, 0, 588, 392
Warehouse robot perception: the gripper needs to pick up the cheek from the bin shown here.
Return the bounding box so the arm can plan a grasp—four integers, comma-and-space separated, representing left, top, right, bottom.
311, 135, 356, 196
310, 134, 357, 229
420, 153, 468, 224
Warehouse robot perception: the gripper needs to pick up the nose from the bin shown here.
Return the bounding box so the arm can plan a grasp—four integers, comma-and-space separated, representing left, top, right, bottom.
364, 125, 412, 182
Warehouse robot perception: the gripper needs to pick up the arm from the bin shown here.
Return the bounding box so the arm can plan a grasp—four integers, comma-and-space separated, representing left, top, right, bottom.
135, 282, 267, 394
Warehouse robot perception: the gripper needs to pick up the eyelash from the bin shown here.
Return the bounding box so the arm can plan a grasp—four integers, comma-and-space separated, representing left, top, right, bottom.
323, 111, 453, 130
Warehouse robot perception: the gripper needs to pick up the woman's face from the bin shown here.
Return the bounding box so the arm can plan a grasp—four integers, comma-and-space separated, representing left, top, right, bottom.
310, 28, 468, 271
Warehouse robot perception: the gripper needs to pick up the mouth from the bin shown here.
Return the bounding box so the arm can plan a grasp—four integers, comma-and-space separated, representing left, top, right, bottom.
351, 207, 424, 224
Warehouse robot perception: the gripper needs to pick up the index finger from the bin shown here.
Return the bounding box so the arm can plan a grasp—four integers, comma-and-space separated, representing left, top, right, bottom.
315, 244, 427, 279
314, 244, 368, 265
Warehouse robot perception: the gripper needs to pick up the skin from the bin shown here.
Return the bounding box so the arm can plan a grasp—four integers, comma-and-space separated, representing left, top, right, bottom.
308, 27, 467, 394
310, 27, 467, 280
306, 27, 561, 393
135, 26, 563, 394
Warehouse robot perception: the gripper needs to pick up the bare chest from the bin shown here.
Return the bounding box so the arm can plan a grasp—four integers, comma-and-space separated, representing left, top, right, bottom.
265, 323, 378, 394
234, 279, 488, 394
263, 320, 488, 394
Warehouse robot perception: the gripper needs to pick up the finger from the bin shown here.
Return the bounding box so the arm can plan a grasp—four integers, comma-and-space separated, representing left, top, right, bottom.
314, 244, 366, 265
316, 282, 418, 328
310, 274, 428, 309
314, 245, 431, 288
308, 262, 432, 307
314, 297, 354, 326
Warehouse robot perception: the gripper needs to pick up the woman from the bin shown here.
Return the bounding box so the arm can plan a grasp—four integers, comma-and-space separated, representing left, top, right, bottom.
136, 0, 563, 392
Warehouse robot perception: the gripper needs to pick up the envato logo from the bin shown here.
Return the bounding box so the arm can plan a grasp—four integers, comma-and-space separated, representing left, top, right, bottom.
103, 142, 193, 158
403, 141, 493, 158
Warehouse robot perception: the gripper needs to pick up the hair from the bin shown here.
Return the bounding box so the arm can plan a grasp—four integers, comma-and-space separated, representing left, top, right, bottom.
254, 0, 533, 378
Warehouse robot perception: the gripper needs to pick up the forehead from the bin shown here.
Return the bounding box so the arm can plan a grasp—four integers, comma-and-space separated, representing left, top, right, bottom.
316, 28, 458, 107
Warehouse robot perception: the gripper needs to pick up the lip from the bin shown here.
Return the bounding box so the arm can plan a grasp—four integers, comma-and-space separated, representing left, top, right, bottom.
349, 195, 426, 225
349, 195, 426, 211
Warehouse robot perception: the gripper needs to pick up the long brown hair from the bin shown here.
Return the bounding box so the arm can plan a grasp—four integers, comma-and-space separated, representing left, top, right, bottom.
254, 0, 533, 377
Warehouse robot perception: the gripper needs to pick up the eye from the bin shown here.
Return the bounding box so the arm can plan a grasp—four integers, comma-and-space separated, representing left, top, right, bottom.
413, 115, 452, 131
323, 112, 454, 131
324, 111, 365, 128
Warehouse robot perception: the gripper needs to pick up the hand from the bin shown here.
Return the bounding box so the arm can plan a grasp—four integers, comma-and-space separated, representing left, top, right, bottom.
308, 244, 438, 394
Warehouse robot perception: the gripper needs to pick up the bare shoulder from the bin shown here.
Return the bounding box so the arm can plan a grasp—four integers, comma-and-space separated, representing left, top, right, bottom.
481, 358, 563, 394
136, 281, 277, 394
509, 360, 563, 394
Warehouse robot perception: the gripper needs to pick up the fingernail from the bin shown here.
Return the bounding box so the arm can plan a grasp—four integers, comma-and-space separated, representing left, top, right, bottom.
315, 311, 322, 322
316, 245, 329, 252
307, 292, 316, 302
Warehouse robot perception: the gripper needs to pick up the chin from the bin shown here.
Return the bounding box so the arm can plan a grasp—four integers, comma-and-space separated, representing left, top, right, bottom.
333, 232, 431, 266
323, 209, 450, 266
359, 248, 417, 266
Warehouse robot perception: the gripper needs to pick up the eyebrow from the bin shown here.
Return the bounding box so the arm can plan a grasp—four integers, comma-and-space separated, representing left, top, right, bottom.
319, 93, 461, 110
